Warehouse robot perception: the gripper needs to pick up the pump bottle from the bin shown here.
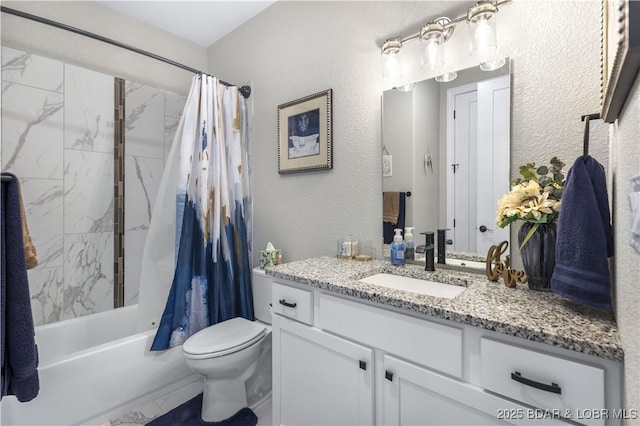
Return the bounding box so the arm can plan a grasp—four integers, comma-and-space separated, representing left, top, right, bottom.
404, 227, 415, 260
390, 228, 405, 266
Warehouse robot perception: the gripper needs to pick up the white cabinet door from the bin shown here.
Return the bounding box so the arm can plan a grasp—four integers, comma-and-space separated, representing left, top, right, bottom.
273, 315, 374, 426
383, 355, 570, 426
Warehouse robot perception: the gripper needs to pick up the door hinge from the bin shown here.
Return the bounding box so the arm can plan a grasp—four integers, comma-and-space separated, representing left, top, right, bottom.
359, 360, 367, 371
453, 110, 456, 119
453, 219, 456, 228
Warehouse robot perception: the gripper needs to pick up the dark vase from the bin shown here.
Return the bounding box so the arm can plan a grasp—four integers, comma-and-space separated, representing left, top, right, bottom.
518, 222, 557, 292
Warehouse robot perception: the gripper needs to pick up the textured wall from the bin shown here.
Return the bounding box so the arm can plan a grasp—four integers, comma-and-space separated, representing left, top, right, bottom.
207, 0, 607, 266
611, 77, 640, 420
208, 1, 390, 261
1, 1, 205, 94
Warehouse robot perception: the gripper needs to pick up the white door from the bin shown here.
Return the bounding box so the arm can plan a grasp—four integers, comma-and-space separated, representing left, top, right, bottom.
273, 315, 374, 426
446, 75, 510, 256
449, 88, 478, 253
476, 74, 511, 255
382, 355, 570, 425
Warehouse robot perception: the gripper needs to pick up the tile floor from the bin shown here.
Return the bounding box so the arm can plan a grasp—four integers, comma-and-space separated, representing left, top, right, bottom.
102, 381, 272, 426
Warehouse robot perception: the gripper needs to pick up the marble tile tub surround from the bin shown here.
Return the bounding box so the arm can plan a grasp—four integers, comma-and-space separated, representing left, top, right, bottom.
1, 46, 187, 323
2, 47, 116, 325
266, 257, 622, 362
123, 81, 187, 306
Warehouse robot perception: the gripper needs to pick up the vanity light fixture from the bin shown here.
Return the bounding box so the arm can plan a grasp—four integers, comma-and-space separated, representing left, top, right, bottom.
468, 1, 499, 58
468, 0, 506, 70
382, 37, 403, 82
435, 72, 458, 83
420, 18, 452, 70
395, 83, 417, 92
479, 57, 506, 71
380, 0, 510, 83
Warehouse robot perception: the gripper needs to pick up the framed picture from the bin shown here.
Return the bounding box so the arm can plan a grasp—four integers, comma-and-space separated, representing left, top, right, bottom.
382, 155, 393, 177
601, 0, 639, 123
278, 89, 332, 173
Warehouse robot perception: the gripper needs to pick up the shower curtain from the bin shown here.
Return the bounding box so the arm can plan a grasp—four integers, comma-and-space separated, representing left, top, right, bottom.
138, 74, 253, 351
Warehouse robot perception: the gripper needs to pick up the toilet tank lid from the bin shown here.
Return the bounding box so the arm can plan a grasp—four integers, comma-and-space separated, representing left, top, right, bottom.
183, 317, 266, 356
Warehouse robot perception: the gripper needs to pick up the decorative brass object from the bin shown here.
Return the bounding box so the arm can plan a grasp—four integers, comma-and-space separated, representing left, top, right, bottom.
485, 241, 508, 281
485, 241, 527, 287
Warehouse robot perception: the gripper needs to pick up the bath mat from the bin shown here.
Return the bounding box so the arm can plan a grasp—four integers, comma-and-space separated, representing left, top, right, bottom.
146, 393, 257, 426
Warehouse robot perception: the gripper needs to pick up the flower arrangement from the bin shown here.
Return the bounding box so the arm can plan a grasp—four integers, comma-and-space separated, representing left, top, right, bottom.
496, 157, 565, 248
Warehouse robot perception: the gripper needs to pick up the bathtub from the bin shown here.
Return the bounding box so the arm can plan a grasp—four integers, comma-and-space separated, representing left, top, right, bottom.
0, 305, 200, 426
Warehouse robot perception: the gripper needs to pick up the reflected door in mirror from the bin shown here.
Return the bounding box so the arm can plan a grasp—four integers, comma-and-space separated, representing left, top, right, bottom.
446, 74, 510, 255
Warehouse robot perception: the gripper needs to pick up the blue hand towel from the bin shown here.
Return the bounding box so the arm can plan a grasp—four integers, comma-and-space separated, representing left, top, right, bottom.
551, 156, 614, 309
1, 172, 40, 402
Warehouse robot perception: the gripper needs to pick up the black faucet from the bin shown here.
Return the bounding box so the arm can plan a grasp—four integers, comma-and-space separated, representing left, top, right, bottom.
437, 229, 448, 264
421, 231, 435, 271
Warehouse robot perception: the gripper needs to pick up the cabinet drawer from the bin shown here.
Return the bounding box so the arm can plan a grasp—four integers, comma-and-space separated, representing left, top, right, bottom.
480, 338, 605, 426
272, 281, 313, 325
320, 293, 462, 378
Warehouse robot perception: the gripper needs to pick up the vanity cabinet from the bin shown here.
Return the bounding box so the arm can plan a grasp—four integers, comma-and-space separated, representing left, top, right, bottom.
382, 354, 554, 425
480, 338, 605, 419
271, 277, 620, 426
272, 315, 373, 425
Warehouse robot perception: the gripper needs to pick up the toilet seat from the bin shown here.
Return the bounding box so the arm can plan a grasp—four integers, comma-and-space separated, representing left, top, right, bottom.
183, 317, 266, 360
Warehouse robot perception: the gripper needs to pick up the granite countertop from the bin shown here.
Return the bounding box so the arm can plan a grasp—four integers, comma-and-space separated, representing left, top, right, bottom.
265, 256, 622, 362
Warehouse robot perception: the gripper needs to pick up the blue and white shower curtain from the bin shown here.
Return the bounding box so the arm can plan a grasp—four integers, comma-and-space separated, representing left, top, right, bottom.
138, 75, 253, 351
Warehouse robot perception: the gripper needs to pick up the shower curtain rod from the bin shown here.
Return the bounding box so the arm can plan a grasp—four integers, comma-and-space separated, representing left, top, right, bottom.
0, 6, 251, 98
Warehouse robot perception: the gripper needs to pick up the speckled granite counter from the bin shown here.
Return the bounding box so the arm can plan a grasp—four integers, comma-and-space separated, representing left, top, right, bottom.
265, 256, 622, 362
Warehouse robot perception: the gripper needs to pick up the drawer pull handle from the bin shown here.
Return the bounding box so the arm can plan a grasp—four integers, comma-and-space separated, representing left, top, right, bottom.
511, 371, 562, 394
279, 299, 297, 308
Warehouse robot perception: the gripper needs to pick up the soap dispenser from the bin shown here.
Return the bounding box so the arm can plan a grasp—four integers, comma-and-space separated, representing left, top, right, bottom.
404, 227, 415, 260
390, 228, 405, 266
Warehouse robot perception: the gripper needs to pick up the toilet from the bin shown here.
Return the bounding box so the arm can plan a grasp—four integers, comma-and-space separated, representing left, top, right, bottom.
182, 268, 272, 422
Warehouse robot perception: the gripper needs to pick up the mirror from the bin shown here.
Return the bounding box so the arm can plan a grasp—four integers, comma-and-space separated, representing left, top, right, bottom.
382, 61, 511, 266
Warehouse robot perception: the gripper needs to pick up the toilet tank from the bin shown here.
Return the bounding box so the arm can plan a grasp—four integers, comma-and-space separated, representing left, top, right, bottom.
252, 268, 272, 325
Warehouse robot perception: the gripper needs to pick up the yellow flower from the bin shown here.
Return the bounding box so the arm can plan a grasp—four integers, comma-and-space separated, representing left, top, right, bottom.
496, 158, 565, 236
496, 178, 562, 227
521, 180, 541, 197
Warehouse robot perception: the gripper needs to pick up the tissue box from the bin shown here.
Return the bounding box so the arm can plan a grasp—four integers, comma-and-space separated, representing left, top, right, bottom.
259, 250, 280, 268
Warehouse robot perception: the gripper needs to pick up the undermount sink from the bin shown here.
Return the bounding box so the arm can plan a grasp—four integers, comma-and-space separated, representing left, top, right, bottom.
358, 273, 466, 299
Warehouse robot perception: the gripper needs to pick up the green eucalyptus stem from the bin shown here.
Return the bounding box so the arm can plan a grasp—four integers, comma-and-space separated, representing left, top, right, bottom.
519, 222, 541, 250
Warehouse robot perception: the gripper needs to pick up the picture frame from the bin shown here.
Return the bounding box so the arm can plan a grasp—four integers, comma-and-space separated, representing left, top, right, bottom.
382, 154, 393, 177
278, 89, 332, 174
601, 0, 640, 123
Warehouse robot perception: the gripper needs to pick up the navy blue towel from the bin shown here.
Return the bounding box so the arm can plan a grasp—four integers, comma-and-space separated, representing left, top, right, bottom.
1, 172, 39, 402
551, 156, 614, 309
146, 393, 257, 426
